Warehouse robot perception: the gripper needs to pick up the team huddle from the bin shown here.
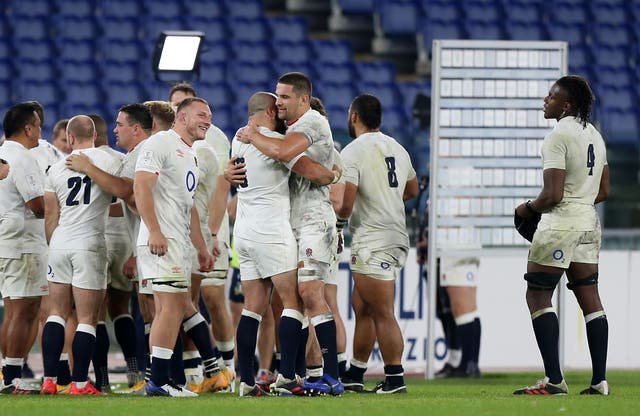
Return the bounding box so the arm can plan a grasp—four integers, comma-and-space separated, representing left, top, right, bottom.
0, 72, 418, 397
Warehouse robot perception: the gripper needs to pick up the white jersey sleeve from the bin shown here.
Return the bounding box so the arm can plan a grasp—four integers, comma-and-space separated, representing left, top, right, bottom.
205, 124, 230, 175
193, 140, 220, 231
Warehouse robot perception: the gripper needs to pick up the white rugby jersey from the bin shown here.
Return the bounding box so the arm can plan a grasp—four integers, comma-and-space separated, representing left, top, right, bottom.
22, 139, 64, 253
341, 131, 416, 252
121, 141, 145, 254
46, 147, 121, 251
232, 126, 294, 243
204, 124, 231, 242
135, 129, 198, 246
539, 116, 608, 231
287, 109, 335, 229
98, 145, 129, 242
0, 141, 45, 258
192, 140, 220, 233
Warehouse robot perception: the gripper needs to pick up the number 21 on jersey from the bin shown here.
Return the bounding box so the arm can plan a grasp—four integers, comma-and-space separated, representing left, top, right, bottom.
66, 176, 91, 206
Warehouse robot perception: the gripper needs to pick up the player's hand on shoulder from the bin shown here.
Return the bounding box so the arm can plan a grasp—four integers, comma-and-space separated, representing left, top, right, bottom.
0, 159, 9, 180
224, 157, 247, 186
65, 153, 92, 173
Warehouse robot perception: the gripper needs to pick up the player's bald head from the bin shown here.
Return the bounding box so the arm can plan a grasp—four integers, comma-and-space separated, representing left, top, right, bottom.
67, 115, 95, 143
248, 92, 277, 116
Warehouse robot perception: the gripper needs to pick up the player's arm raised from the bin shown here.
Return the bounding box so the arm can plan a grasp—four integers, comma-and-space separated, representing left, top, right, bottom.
134, 171, 167, 256
66, 153, 133, 201
237, 121, 309, 163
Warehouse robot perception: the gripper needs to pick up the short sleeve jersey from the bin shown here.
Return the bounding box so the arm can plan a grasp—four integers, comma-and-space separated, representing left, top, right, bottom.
287, 109, 335, 229
46, 147, 121, 251
22, 139, 64, 252
204, 124, 231, 242
192, 140, 220, 232
539, 116, 607, 231
232, 126, 293, 243
135, 130, 199, 246
97, 145, 129, 241
341, 131, 416, 252
0, 141, 45, 258
120, 140, 145, 254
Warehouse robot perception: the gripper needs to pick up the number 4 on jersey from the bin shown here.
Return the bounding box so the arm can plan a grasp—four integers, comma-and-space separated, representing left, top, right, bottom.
587, 143, 595, 176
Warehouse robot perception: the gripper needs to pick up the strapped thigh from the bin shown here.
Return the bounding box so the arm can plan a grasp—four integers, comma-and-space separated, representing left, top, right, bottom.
566, 273, 598, 291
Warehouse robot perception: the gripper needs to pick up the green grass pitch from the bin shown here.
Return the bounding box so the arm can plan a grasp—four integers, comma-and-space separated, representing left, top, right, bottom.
2, 371, 638, 416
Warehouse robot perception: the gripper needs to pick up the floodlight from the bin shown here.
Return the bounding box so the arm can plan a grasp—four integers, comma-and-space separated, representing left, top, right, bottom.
152, 31, 205, 81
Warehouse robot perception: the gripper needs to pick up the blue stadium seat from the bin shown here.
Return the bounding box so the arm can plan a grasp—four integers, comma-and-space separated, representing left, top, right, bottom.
11, 17, 49, 40
42, 104, 58, 133
184, 17, 227, 42
231, 81, 272, 125
142, 0, 183, 18
590, 1, 626, 24
465, 21, 504, 40
591, 45, 629, 69
380, 106, 409, 138
568, 44, 591, 69
355, 81, 401, 109
0, 60, 12, 83
315, 81, 357, 109
591, 23, 631, 47
273, 61, 315, 80
549, 2, 588, 24
312, 40, 353, 64
596, 67, 632, 89
225, 0, 263, 19
7, 0, 52, 17
546, 23, 585, 45
196, 82, 233, 106
600, 109, 638, 143
229, 17, 270, 42
421, 19, 465, 51
101, 17, 140, 42
200, 40, 231, 65
101, 60, 139, 84
398, 79, 431, 122
419, 0, 460, 21
598, 85, 634, 111
99, 40, 142, 63
463, 1, 501, 23
104, 82, 146, 113
226, 61, 275, 85
354, 61, 396, 84
62, 103, 106, 120
376, 0, 419, 35
57, 0, 96, 18
271, 40, 313, 64
325, 104, 350, 131
60, 62, 98, 83
228, 40, 273, 63
268, 17, 308, 42
337, 0, 375, 13
505, 21, 546, 40
57, 39, 95, 63
187, 0, 226, 19
65, 81, 103, 106
211, 105, 233, 132
16, 60, 57, 82
16, 80, 59, 106
55, 16, 100, 41
503, 1, 542, 24
199, 62, 226, 84
312, 62, 355, 83
100, 0, 142, 19
142, 17, 186, 42
0, 81, 12, 106
12, 39, 55, 61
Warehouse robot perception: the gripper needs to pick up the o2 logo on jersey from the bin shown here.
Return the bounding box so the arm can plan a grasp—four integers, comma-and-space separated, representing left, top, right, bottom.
552, 249, 564, 261
380, 262, 390, 270
185, 170, 197, 192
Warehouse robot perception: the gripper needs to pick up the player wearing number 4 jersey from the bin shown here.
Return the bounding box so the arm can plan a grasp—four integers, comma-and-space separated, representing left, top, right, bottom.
42, 115, 122, 396
513, 76, 610, 396
337, 94, 418, 394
